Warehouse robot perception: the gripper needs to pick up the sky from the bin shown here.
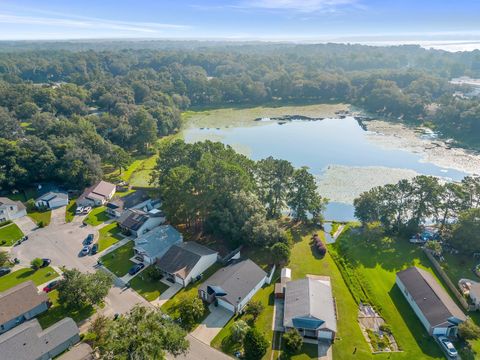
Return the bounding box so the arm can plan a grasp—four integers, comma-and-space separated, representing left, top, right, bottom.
0, 0, 480, 44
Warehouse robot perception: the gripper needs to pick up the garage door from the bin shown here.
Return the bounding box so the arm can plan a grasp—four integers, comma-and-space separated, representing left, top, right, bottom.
317, 331, 333, 340
217, 299, 235, 313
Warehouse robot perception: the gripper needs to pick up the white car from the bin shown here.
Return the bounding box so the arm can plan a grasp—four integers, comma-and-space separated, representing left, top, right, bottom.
82, 206, 92, 214
438, 336, 458, 358
75, 206, 84, 215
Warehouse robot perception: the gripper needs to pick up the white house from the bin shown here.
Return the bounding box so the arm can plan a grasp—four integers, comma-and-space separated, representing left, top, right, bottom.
35, 192, 69, 210
133, 225, 183, 265
198, 259, 267, 313
396, 267, 466, 337
459, 279, 480, 310
0, 198, 26, 223
118, 208, 165, 238
156, 242, 218, 287
76, 181, 116, 207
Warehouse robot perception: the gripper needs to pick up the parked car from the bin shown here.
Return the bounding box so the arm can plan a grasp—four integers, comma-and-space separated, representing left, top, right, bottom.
128, 263, 145, 275
0, 267, 11, 277
75, 206, 84, 215
438, 336, 458, 358
85, 234, 94, 245
41, 258, 51, 267
43, 280, 59, 293
91, 243, 98, 255
81, 245, 91, 256
83, 206, 92, 214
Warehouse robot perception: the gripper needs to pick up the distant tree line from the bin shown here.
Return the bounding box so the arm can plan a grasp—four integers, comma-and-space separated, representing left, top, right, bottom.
152, 140, 326, 248
354, 175, 480, 253
0, 43, 479, 190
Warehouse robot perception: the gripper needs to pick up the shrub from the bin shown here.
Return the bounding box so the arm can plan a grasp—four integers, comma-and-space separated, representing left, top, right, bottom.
270, 242, 291, 265
243, 328, 268, 360
283, 329, 303, 354
459, 319, 480, 340
30, 257, 43, 270
245, 300, 264, 321
25, 199, 36, 212
379, 323, 392, 334
230, 320, 250, 342
38, 221, 44, 228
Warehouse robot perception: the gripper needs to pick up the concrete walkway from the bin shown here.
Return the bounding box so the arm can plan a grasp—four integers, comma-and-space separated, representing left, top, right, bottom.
151, 281, 182, 307
272, 298, 284, 332
13, 216, 37, 235
317, 341, 333, 360
332, 224, 346, 240
94, 218, 116, 230
93, 237, 131, 260
191, 303, 233, 345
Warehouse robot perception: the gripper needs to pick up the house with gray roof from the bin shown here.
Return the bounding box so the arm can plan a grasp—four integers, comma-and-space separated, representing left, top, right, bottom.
105, 190, 151, 217
396, 266, 467, 337
0, 281, 49, 334
35, 191, 69, 210
134, 225, 183, 264
0, 197, 26, 222
198, 259, 267, 313
283, 276, 337, 341
156, 242, 218, 287
0, 317, 80, 360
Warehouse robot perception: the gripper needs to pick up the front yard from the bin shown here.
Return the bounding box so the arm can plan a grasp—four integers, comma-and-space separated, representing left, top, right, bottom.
28, 209, 52, 227
0, 222, 24, 246
98, 223, 123, 252
65, 199, 77, 223
84, 206, 110, 226
130, 269, 169, 301
100, 241, 134, 277
0, 266, 59, 291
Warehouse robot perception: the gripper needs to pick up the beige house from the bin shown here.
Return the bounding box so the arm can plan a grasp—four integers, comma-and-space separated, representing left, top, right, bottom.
0, 197, 26, 223
77, 181, 116, 207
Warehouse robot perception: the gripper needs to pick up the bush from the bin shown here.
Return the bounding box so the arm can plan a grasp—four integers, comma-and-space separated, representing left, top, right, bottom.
146, 266, 163, 281
283, 329, 303, 354
176, 296, 205, 330
245, 300, 264, 321
459, 319, 480, 340
38, 221, 44, 228
243, 328, 268, 360
379, 323, 392, 334
25, 199, 36, 212
30, 257, 43, 270
270, 242, 291, 265
230, 320, 250, 342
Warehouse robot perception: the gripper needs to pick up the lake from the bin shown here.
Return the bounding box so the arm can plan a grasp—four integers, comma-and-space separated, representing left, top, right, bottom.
181, 106, 472, 221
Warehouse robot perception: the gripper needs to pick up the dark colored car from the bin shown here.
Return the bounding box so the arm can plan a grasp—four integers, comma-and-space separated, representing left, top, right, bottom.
41, 258, 51, 267
0, 267, 11, 277
43, 280, 59, 293
128, 263, 145, 276
91, 243, 98, 255
85, 234, 94, 245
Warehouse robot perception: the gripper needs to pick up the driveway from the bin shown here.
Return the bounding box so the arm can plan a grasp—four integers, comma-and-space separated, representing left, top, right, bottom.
13, 216, 37, 235
168, 335, 233, 360
191, 304, 233, 345
10, 220, 98, 272
273, 298, 284, 332
50, 206, 66, 226
151, 281, 182, 307
318, 341, 333, 360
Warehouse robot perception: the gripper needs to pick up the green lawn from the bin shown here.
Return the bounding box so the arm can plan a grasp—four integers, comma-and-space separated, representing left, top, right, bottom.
130, 270, 169, 301
0, 266, 59, 291
37, 289, 95, 328
6, 189, 37, 202
84, 206, 110, 226
100, 241, 134, 277
28, 209, 52, 226
161, 263, 222, 328
0, 222, 24, 246
329, 227, 445, 359
65, 199, 77, 223
98, 223, 123, 252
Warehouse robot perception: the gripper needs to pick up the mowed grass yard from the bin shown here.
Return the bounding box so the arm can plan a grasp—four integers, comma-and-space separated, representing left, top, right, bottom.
98, 223, 123, 252
84, 206, 109, 226
130, 269, 169, 301
100, 240, 134, 277
329, 227, 445, 359
0, 222, 24, 246
28, 209, 52, 226
0, 266, 59, 291
65, 199, 77, 223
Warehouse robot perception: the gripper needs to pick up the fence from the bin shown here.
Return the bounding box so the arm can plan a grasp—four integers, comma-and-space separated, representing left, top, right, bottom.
423, 248, 471, 311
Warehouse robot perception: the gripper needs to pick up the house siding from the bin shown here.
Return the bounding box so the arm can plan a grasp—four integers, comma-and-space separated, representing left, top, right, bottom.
42, 333, 81, 360
133, 217, 165, 238
0, 302, 49, 334
183, 253, 218, 287
236, 275, 267, 312
0, 205, 26, 221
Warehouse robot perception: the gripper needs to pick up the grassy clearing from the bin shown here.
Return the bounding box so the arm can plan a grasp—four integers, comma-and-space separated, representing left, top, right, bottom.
0, 266, 59, 291
28, 209, 51, 226
130, 271, 169, 301
84, 206, 109, 226
100, 241, 134, 277
129, 153, 158, 188
98, 223, 123, 252
7, 189, 37, 202
329, 227, 445, 359
65, 199, 77, 223
161, 263, 222, 328
37, 289, 95, 329
0, 223, 24, 246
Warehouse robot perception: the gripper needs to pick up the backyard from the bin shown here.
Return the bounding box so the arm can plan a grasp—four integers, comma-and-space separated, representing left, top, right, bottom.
0, 266, 59, 291
84, 206, 109, 226
98, 223, 123, 252
100, 241, 134, 277
0, 222, 24, 246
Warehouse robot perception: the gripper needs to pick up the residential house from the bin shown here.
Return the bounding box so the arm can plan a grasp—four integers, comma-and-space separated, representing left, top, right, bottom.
283, 276, 337, 341
35, 191, 69, 210
0, 197, 26, 222
396, 267, 467, 336
118, 208, 165, 237
459, 279, 480, 310
0, 317, 80, 360
76, 181, 116, 207
105, 190, 151, 217
0, 281, 49, 334
198, 259, 267, 313
133, 225, 183, 265
156, 242, 218, 287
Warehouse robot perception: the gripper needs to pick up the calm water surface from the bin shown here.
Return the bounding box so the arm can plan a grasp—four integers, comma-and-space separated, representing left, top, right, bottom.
183, 117, 468, 221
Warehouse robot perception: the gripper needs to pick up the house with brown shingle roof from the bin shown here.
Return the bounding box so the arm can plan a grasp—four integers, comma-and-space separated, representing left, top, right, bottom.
76, 180, 116, 207
396, 267, 467, 337
0, 281, 49, 334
